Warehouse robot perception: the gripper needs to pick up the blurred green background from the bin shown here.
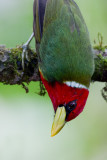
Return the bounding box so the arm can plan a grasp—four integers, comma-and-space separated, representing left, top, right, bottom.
0, 0, 107, 160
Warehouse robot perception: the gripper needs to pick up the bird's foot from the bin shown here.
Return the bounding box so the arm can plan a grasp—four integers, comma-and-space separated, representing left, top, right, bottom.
21, 33, 34, 70
22, 43, 30, 70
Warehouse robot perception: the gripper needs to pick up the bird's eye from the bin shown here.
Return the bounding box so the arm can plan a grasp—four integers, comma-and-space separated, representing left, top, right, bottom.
66, 100, 77, 113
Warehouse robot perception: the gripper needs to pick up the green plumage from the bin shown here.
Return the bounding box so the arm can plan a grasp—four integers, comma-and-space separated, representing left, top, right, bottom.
39, 0, 94, 87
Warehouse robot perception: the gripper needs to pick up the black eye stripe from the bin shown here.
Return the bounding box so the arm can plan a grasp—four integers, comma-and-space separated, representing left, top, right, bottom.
58, 100, 77, 119
67, 100, 77, 105
65, 100, 77, 118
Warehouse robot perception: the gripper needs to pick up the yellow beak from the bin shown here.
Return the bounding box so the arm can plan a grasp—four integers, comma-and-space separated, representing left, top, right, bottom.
51, 106, 66, 137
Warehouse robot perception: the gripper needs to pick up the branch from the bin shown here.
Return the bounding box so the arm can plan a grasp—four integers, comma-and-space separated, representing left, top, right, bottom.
92, 49, 107, 82
0, 45, 40, 84
0, 34, 107, 100
0, 45, 107, 83
0, 44, 46, 95
92, 47, 107, 102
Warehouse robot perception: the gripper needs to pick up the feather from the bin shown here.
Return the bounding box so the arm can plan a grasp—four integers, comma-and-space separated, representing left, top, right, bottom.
33, 0, 47, 42
38, 0, 94, 87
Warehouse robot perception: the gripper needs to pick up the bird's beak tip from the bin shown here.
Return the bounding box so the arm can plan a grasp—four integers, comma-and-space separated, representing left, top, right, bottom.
51, 132, 55, 137
51, 128, 59, 137
51, 106, 66, 137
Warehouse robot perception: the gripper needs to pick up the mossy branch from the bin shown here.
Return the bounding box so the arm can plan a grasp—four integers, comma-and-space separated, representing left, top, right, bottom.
0, 34, 107, 101
0, 44, 107, 83
0, 45, 40, 85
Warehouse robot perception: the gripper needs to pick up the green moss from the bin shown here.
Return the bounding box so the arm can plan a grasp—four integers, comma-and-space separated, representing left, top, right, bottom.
93, 33, 107, 51
93, 53, 107, 82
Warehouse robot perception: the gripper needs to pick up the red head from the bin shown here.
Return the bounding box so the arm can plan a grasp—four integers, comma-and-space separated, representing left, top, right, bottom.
40, 73, 89, 136
41, 74, 89, 121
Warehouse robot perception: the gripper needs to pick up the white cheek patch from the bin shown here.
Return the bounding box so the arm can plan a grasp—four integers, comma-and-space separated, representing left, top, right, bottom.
64, 81, 89, 90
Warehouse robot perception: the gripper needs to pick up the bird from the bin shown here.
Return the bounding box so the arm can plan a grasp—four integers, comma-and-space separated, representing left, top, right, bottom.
33, 0, 94, 137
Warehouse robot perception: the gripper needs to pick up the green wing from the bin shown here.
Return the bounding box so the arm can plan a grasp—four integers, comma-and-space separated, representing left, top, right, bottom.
39, 0, 94, 87
33, 0, 41, 43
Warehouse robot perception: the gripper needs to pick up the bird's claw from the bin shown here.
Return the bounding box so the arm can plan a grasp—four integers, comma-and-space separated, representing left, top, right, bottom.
22, 43, 30, 70
21, 33, 34, 70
